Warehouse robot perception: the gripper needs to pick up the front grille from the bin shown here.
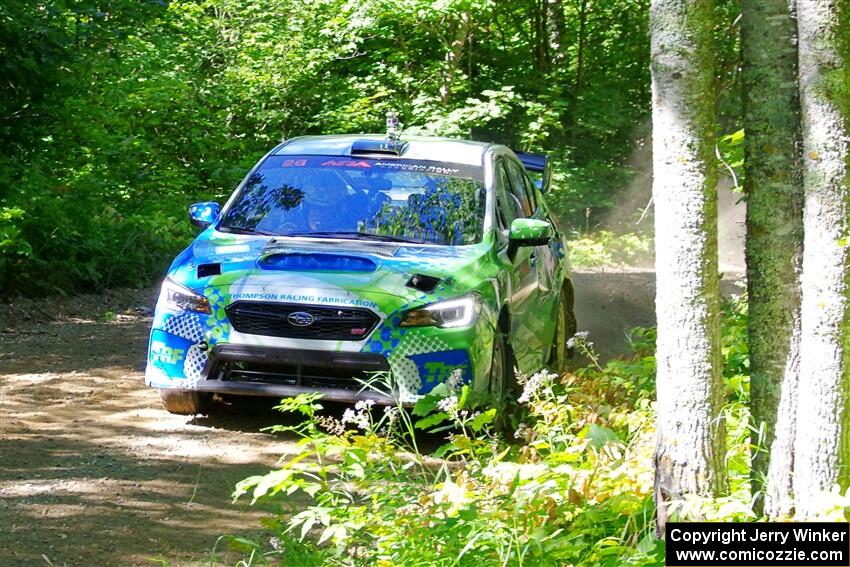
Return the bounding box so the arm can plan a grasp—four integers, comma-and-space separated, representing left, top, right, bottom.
225, 301, 380, 341
206, 345, 391, 392
219, 361, 370, 390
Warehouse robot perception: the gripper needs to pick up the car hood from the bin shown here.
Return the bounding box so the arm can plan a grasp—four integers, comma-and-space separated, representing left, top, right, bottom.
167, 232, 495, 309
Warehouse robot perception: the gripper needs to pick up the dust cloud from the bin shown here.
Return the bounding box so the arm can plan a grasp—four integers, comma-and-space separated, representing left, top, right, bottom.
598, 134, 746, 274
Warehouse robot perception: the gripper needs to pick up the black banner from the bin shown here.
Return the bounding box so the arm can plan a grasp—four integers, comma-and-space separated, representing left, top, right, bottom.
666, 522, 850, 566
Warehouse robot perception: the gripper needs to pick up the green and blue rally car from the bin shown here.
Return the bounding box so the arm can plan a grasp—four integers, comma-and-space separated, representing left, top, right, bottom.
146, 127, 576, 414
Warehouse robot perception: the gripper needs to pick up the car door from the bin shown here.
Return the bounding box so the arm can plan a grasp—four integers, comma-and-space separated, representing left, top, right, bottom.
503, 157, 556, 369
494, 157, 542, 374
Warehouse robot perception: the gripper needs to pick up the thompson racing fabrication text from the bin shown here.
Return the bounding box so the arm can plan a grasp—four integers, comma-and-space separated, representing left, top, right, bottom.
227, 292, 378, 309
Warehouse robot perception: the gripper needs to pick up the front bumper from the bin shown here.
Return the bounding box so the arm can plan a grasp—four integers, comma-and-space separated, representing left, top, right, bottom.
193, 344, 394, 404
145, 306, 494, 404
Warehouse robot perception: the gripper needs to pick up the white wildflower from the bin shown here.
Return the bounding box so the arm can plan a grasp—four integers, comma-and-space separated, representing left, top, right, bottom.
514, 422, 530, 440
437, 395, 458, 415
341, 408, 358, 424
354, 414, 370, 430
517, 369, 558, 404
566, 330, 590, 350
338, 399, 376, 430
341, 407, 370, 430
383, 406, 399, 423
446, 368, 464, 392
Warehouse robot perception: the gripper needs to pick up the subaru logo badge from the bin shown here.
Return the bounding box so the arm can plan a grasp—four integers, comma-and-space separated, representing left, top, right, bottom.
287, 311, 315, 327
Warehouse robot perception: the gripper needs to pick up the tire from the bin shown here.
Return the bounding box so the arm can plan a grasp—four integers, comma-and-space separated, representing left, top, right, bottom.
490, 327, 521, 436
489, 330, 511, 401
549, 280, 578, 372
159, 389, 210, 415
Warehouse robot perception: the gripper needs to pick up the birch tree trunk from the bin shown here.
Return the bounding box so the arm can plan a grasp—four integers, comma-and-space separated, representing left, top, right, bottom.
740, 0, 804, 518
650, 0, 725, 535
547, 0, 567, 67
438, 13, 471, 104
793, 0, 850, 518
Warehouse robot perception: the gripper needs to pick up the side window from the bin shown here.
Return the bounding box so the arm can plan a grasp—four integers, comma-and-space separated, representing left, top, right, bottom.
521, 170, 539, 212
496, 162, 523, 230
505, 159, 536, 216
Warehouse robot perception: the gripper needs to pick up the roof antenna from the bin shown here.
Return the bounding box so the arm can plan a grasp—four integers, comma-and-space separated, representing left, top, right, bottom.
385, 111, 402, 144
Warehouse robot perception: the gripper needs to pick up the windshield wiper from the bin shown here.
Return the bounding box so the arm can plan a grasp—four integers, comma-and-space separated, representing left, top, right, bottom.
280, 231, 427, 244
218, 226, 279, 236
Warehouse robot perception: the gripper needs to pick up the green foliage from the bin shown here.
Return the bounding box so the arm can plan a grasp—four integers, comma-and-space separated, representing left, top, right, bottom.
717, 129, 745, 190
222, 333, 665, 566
721, 294, 750, 397
216, 297, 795, 566
0, 0, 661, 296
568, 230, 653, 268
0, 207, 32, 276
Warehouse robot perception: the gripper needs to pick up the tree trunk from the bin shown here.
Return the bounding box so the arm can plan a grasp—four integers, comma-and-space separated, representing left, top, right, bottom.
439, 13, 471, 105
740, 0, 804, 519
574, 0, 587, 95
793, 0, 850, 519
547, 0, 567, 67
566, 0, 589, 144
650, 0, 726, 536
533, 0, 548, 70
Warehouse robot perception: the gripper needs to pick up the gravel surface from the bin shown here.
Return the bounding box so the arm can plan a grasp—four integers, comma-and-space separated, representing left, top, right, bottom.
0, 289, 299, 566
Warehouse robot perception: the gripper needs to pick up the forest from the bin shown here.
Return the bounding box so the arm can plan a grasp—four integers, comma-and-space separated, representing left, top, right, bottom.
1, 0, 849, 565
1, 0, 663, 294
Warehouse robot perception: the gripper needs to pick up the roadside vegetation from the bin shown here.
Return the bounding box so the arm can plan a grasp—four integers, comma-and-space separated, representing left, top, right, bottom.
568, 230, 653, 269
214, 298, 759, 566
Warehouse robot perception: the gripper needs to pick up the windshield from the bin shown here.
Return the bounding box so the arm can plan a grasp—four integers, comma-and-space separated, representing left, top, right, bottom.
218, 155, 486, 246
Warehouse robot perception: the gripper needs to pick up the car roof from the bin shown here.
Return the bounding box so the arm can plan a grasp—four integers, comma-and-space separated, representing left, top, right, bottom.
274, 134, 495, 167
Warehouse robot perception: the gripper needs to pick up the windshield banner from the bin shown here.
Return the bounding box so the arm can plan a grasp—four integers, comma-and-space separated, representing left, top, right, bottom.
262, 155, 485, 181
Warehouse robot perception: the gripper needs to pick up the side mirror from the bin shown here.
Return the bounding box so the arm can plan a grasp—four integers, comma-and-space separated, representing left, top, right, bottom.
188, 202, 220, 229
508, 218, 551, 256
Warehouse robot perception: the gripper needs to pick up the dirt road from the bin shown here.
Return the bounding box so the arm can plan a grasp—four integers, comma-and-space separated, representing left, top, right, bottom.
0, 289, 300, 566
572, 270, 744, 360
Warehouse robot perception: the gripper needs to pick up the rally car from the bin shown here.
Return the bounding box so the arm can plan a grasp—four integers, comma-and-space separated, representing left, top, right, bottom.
145, 131, 575, 414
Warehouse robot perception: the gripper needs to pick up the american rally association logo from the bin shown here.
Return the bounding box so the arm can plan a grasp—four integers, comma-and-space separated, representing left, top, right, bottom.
287, 311, 315, 327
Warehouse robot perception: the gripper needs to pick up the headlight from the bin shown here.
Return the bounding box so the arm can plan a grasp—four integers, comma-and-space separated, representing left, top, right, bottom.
400, 295, 479, 329
160, 278, 211, 314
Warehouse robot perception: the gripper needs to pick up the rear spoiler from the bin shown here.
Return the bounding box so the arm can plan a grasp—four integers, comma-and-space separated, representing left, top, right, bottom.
514, 150, 553, 193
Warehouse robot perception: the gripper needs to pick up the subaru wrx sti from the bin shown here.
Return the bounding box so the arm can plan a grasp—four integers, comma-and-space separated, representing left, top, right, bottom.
145, 133, 575, 414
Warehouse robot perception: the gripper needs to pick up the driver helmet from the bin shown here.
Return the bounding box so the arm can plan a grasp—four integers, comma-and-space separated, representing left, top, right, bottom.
303, 171, 351, 230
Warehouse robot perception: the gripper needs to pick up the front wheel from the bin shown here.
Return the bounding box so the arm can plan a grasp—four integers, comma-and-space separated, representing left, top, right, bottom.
159, 389, 210, 415
490, 329, 523, 435
549, 280, 577, 373
489, 330, 514, 401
